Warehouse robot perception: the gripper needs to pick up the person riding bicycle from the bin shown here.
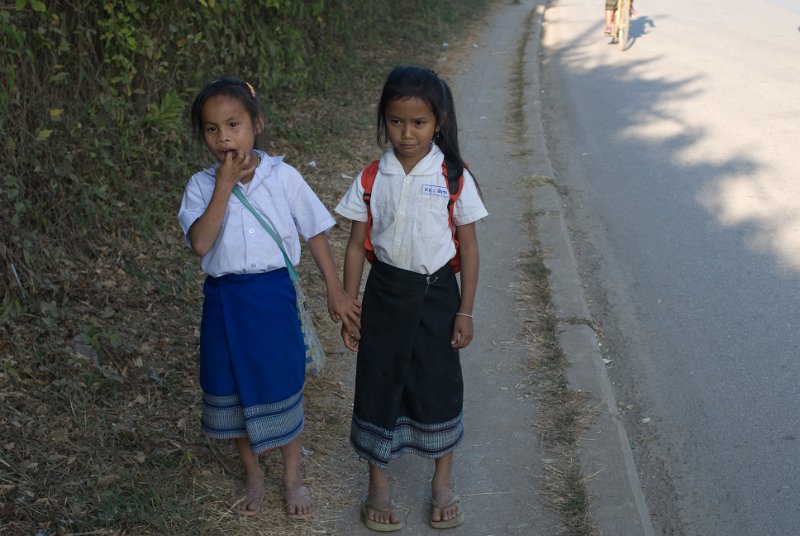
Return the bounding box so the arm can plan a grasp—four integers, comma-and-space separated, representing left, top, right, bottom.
604, 0, 636, 35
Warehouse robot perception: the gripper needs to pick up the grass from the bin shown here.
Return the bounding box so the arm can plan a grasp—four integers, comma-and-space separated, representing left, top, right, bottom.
505, 4, 599, 531
515, 211, 599, 536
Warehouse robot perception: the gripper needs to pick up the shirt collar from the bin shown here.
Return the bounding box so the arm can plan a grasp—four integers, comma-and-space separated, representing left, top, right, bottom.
380, 144, 444, 176
247, 149, 277, 191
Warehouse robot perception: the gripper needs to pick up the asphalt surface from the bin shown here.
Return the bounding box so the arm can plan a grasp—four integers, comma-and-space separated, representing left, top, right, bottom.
332, 1, 654, 534
540, 0, 800, 534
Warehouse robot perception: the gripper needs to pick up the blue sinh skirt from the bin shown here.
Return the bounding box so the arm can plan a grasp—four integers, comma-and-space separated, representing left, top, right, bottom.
199, 269, 305, 453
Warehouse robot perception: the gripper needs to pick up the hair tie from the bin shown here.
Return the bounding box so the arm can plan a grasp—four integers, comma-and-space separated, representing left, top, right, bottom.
245, 82, 256, 98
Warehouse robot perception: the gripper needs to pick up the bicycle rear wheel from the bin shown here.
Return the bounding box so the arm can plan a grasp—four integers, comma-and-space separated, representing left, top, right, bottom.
618, 0, 631, 50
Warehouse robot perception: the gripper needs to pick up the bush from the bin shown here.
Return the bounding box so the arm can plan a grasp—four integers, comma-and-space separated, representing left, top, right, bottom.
2, 0, 342, 312
0, 0, 489, 313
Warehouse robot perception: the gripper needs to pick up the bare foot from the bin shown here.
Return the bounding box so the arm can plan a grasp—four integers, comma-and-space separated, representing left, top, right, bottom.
234, 470, 265, 517
284, 484, 314, 520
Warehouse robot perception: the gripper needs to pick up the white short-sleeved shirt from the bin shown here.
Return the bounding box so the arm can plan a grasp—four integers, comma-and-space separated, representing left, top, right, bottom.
335, 145, 488, 274
178, 151, 335, 277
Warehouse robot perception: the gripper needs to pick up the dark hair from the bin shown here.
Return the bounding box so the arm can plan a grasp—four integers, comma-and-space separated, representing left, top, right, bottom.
377, 66, 467, 179
190, 75, 265, 148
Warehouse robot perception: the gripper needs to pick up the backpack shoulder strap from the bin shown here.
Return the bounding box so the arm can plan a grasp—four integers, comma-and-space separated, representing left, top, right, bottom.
361, 160, 380, 199
360, 160, 380, 263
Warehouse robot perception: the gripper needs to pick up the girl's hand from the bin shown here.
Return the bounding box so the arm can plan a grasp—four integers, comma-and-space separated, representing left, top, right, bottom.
341, 324, 360, 352
186, 150, 257, 257
328, 286, 361, 339
450, 314, 474, 349
216, 150, 257, 191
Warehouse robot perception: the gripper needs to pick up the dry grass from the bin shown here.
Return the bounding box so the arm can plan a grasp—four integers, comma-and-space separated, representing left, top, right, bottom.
514, 212, 599, 536
505, 2, 599, 529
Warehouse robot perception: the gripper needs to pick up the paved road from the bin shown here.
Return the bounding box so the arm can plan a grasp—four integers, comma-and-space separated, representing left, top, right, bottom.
541, 1, 800, 534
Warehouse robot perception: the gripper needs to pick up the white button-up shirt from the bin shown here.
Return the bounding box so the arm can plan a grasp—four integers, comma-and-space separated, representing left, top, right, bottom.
335, 145, 488, 274
178, 151, 335, 277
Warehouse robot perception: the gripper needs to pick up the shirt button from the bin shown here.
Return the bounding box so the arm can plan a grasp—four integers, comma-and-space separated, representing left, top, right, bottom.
399, 209, 406, 215
251, 264, 257, 268
394, 240, 401, 246
248, 228, 255, 234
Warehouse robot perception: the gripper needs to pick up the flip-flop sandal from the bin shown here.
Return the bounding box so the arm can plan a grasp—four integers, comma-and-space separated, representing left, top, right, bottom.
361, 500, 403, 532
604, 27, 612, 35
430, 494, 465, 529
284, 485, 315, 520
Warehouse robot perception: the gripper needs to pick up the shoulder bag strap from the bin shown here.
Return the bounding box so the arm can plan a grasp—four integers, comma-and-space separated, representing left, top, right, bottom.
231, 185, 300, 282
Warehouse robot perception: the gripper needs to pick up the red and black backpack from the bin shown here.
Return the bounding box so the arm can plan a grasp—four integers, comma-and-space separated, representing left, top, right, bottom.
360, 159, 465, 272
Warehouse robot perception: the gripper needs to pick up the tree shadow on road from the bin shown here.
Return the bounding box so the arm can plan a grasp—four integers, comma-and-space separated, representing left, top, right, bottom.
541, 17, 800, 277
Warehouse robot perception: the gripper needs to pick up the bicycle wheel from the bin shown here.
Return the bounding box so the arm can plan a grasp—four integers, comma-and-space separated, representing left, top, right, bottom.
618, 0, 631, 50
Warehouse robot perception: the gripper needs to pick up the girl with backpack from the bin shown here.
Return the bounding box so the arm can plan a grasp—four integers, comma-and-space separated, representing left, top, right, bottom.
335, 66, 488, 531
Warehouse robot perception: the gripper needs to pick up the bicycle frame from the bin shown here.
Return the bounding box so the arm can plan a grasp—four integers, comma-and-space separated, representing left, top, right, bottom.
611, 0, 631, 50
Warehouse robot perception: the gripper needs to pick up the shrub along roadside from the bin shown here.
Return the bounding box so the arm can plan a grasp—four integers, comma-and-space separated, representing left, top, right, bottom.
0, 1, 493, 534
5, 1, 340, 312
0, 0, 489, 313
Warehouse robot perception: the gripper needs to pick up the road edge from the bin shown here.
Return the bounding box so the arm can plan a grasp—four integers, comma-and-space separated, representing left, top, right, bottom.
526, 2, 656, 534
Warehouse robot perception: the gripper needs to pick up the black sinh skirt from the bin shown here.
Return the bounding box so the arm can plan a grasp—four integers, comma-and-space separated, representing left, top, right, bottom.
351, 260, 464, 468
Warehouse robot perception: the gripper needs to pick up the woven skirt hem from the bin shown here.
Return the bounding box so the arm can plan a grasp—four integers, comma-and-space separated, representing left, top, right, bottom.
350, 412, 464, 469
201, 390, 305, 454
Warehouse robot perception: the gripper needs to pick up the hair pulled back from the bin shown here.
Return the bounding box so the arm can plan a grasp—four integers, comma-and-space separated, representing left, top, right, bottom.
377, 66, 466, 179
